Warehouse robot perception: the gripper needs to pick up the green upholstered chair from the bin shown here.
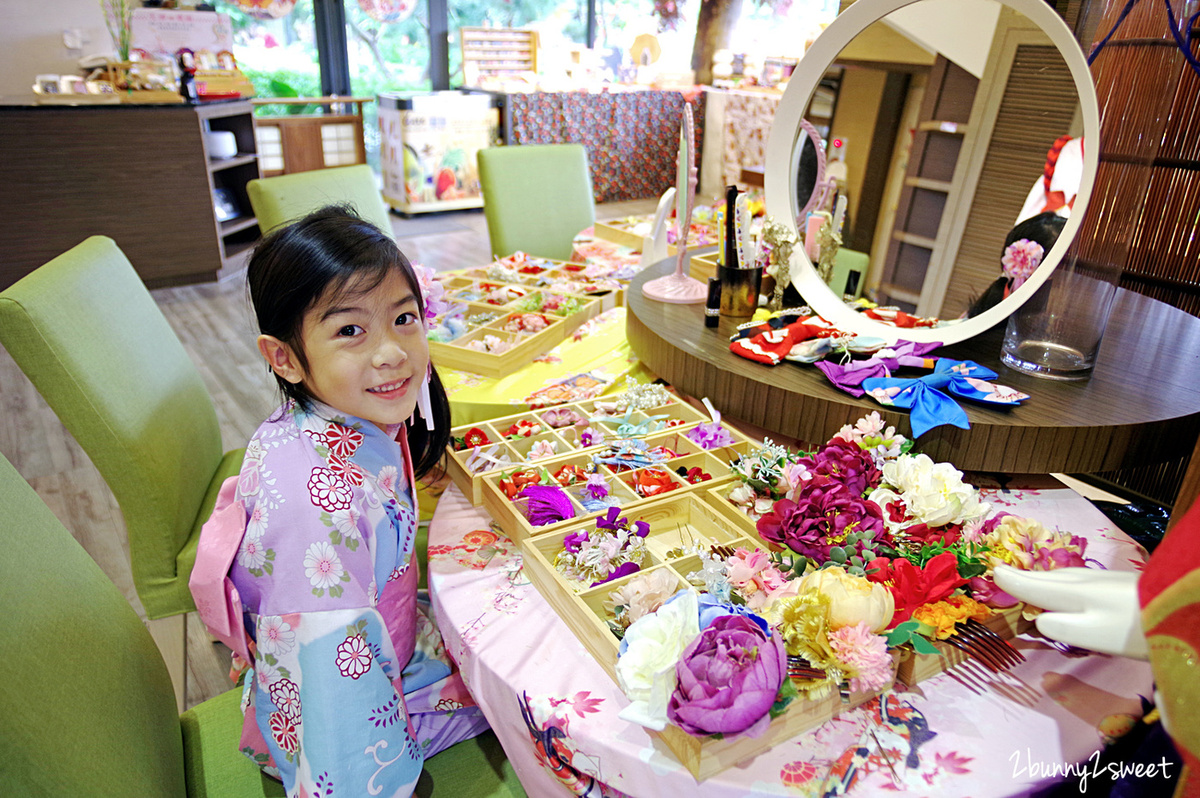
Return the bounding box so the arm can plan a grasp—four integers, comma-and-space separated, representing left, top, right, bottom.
247, 163, 395, 236
0, 452, 525, 798
477, 143, 596, 261
0, 236, 245, 710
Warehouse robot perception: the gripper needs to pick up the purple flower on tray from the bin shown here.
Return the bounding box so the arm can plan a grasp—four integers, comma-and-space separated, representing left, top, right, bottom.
667, 614, 786, 738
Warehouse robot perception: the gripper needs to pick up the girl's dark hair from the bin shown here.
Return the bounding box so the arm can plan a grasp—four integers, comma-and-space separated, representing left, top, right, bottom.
966, 212, 1068, 318
246, 203, 450, 478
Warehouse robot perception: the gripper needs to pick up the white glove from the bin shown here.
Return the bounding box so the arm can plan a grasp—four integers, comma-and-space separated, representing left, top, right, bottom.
992, 565, 1148, 660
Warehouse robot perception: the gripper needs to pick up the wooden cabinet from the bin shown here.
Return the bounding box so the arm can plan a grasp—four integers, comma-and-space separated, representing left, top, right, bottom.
0, 100, 260, 290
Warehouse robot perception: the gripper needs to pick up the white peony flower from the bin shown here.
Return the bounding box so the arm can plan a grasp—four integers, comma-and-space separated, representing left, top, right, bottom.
615, 591, 701, 731
881, 453, 989, 527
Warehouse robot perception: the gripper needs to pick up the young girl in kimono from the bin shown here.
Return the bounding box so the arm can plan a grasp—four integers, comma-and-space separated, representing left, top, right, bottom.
190, 205, 488, 797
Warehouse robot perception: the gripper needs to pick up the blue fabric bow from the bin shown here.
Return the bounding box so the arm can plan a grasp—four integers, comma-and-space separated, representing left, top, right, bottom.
860, 359, 1028, 438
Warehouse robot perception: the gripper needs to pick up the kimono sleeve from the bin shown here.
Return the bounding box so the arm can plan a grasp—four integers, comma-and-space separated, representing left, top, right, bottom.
247, 606, 423, 798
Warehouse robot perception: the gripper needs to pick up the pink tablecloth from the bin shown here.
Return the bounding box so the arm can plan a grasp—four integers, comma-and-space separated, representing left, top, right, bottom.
427, 479, 1155, 798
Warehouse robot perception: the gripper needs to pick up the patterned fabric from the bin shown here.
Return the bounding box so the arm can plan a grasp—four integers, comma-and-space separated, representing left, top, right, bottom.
428, 480, 1158, 797
506, 88, 706, 203
200, 401, 487, 797
722, 90, 781, 187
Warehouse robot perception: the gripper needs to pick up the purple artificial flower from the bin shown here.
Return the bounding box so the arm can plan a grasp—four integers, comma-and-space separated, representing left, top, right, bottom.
591, 560, 642, 587
521, 484, 577, 527
595, 506, 649, 537
563, 529, 590, 553
1032, 537, 1088, 570
667, 615, 786, 738
685, 422, 735, 450
582, 472, 610, 501
798, 439, 881, 496
756, 478, 885, 560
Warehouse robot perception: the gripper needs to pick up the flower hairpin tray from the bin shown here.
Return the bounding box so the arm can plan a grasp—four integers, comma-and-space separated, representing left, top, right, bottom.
444, 395, 714, 503
479, 428, 754, 544
519, 492, 899, 781
427, 311, 570, 380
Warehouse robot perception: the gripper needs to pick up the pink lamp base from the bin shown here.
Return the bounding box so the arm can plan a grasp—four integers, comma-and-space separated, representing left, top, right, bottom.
642, 271, 708, 303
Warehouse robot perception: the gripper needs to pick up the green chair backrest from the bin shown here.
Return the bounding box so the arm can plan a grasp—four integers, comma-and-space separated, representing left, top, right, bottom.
0, 236, 224, 619
0, 453, 187, 796
247, 164, 394, 236
477, 143, 596, 261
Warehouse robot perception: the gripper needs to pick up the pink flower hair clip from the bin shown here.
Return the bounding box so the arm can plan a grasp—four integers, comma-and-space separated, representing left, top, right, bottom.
1001, 239, 1045, 289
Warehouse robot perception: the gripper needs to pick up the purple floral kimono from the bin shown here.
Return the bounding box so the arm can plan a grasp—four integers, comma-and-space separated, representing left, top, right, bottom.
190, 401, 488, 797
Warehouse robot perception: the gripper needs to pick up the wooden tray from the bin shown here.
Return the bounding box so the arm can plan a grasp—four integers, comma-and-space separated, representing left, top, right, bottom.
480, 429, 753, 542
520, 492, 897, 780
446, 396, 713, 504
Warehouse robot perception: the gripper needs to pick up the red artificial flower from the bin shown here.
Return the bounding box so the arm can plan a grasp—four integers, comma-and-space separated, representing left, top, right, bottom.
866, 551, 967, 628
462, 427, 491, 448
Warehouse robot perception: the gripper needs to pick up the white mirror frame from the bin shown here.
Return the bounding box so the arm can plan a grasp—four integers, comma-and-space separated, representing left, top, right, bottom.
764, 0, 1101, 345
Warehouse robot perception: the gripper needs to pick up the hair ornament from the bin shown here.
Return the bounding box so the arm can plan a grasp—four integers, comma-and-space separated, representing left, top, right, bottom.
1001, 239, 1045, 289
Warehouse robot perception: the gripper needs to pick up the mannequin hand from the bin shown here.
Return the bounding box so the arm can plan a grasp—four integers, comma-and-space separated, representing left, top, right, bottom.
992, 565, 1148, 659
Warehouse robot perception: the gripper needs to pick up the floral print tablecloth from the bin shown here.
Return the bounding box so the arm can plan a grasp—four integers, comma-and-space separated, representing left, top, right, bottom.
504, 88, 706, 204
428, 479, 1155, 798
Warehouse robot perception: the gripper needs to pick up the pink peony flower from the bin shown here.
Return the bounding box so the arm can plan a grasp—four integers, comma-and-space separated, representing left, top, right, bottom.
757, 479, 886, 560
667, 615, 786, 738
794, 439, 882, 497
827, 621, 894, 692
725, 548, 791, 610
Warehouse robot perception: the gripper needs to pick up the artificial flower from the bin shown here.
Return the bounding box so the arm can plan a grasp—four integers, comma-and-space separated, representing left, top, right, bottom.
696, 593, 772, 633
876, 453, 990, 528
632, 467, 678, 498
912, 594, 992, 640
797, 566, 895, 633
615, 591, 700, 731
966, 574, 1020, 608
528, 439, 558, 460
725, 548, 793, 610
686, 422, 735, 450
1002, 238, 1044, 288
794, 438, 881, 498
831, 411, 909, 466
605, 569, 681, 631
979, 514, 1088, 573
827, 622, 894, 692
757, 479, 886, 561
727, 483, 776, 520
865, 551, 966, 628
770, 591, 839, 669
667, 614, 786, 738
731, 440, 798, 499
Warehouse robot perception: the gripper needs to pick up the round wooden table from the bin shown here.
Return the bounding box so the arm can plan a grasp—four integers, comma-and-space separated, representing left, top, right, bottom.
625, 259, 1200, 474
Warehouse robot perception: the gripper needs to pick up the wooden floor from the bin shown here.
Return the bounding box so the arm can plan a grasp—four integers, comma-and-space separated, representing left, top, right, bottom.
0, 198, 658, 709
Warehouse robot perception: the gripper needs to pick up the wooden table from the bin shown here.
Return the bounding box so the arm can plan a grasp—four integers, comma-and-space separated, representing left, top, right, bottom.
625, 258, 1200, 475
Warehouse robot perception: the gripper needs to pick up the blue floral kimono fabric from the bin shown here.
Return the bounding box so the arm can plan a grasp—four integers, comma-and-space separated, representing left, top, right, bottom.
861, 360, 1029, 438
193, 401, 488, 797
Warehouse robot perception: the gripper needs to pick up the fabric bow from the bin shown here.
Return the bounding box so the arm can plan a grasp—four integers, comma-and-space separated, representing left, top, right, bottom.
861, 359, 1029, 438
729, 314, 842, 365
815, 340, 943, 397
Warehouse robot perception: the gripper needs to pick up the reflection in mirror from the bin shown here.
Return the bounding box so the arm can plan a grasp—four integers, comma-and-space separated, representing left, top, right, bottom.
777, 0, 1091, 323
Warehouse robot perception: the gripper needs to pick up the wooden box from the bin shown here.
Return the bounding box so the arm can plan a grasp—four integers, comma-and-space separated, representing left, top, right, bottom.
479, 428, 754, 543
520, 492, 897, 780
690, 250, 719, 284
428, 287, 602, 378
445, 396, 713, 504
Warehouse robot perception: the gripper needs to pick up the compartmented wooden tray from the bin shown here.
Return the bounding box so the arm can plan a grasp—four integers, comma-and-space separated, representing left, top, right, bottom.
479, 427, 754, 543
520, 492, 897, 781
427, 284, 602, 378
446, 396, 713, 504
460, 257, 624, 310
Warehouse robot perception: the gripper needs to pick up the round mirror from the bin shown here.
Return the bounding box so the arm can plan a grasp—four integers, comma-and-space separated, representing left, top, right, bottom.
764, 0, 1100, 345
